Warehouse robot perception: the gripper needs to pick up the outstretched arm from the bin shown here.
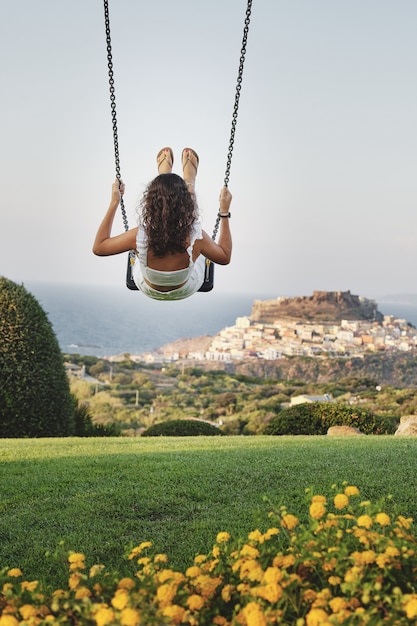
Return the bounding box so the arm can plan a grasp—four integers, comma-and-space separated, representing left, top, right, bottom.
200, 186, 233, 265
93, 180, 137, 256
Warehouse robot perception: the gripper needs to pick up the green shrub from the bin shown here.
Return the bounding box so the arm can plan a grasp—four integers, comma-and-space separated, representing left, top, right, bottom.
73, 400, 120, 437
0, 277, 74, 436
264, 402, 397, 435
142, 419, 224, 437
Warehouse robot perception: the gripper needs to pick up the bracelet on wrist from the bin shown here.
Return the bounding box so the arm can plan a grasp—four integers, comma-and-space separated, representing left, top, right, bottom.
218, 212, 231, 218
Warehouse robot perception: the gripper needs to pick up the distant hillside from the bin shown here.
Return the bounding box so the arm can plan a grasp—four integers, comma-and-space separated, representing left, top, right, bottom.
251, 290, 383, 323
156, 335, 213, 357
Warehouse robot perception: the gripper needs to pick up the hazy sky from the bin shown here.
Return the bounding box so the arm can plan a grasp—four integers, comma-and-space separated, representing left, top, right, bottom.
1, 1, 416, 298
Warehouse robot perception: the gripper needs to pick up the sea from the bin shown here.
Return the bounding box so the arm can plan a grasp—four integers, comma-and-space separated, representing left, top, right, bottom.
24, 282, 417, 359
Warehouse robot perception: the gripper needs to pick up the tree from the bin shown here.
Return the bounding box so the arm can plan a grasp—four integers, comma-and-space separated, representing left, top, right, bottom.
0, 277, 74, 436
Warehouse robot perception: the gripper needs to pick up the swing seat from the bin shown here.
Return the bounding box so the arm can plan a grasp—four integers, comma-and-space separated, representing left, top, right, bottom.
126, 251, 214, 292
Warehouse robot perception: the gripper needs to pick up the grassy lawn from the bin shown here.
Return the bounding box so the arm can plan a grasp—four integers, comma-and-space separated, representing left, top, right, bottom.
1, 435, 417, 589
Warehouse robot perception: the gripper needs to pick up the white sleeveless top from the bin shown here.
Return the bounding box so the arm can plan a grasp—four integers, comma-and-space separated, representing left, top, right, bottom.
132, 218, 206, 300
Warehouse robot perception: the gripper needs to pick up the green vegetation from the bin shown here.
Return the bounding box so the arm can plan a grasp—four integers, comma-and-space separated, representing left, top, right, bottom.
3, 484, 417, 624
1, 436, 417, 591
142, 419, 224, 436
66, 356, 416, 436
264, 403, 397, 435
0, 277, 74, 436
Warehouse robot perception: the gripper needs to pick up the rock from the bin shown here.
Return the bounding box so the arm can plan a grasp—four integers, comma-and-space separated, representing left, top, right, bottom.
394, 415, 417, 436
250, 290, 382, 323
327, 425, 365, 436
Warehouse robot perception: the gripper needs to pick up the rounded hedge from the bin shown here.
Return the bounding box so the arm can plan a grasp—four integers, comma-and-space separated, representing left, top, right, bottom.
263, 402, 397, 435
0, 277, 74, 436
142, 419, 224, 437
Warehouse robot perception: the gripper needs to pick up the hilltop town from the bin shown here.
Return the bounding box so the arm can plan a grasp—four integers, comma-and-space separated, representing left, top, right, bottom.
138, 291, 417, 364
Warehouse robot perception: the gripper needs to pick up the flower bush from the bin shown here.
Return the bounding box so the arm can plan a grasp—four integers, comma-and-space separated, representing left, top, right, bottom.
1, 485, 417, 624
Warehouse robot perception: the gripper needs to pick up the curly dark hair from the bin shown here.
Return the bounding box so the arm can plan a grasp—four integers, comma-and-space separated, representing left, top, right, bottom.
140, 173, 197, 257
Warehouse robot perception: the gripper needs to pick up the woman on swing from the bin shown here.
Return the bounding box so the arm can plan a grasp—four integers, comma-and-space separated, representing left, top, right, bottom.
93, 147, 233, 300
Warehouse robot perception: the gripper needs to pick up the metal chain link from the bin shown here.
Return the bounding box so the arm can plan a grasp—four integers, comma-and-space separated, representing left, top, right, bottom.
212, 0, 253, 240
103, 0, 129, 232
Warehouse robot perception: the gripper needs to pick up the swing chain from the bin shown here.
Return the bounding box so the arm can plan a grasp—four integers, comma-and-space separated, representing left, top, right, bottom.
103, 0, 129, 232
212, 0, 252, 241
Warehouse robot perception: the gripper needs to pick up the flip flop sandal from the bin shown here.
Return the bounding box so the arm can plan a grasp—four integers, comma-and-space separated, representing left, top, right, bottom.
181, 148, 199, 173
157, 147, 174, 171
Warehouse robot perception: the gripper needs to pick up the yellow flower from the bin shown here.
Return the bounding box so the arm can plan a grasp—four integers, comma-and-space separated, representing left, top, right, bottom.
242, 601, 267, 626
111, 588, 129, 610
310, 502, 326, 520
19, 605, 38, 620
162, 604, 185, 624
273, 554, 296, 569
306, 608, 330, 626
303, 589, 317, 602
328, 575, 341, 585
154, 553, 168, 564
212, 546, 220, 558
120, 608, 141, 626
117, 577, 135, 590
344, 566, 361, 583
128, 542, 152, 560
357, 515, 373, 529
344, 485, 359, 496
385, 546, 400, 558
94, 606, 115, 626
351, 550, 375, 565
90, 564, 105, 578
187, 594, 205, 611
213, 617, 229, 626
248, 529, 264, 543
240, 559, 263, 582
0, 617, 20, 626
186, 565, 202, 578
75, 586, 92, 599
194, 554, 206, 565
281, 514, 299, 530
222, 584, 234, 602
263, 567, 283, 584
264, 527, 280, 540
240, 544, 260, 558
252, 582, 283, 603
7, 568, 22, 577
375, 512, 391, 526
329, 597, 348, 613
334, 494, 349, 510
195, 574, 222, 598
397, 515, 413, 529
312, 495, 327, 503
404, 596, 417, 619
21, 580, 38, 592
216, 531, 231, 543
68, 572, 82, 590
375, 554, 389, 568
157, 568, 177, 583
68, 552, 85, 563
156, 583, 177, 607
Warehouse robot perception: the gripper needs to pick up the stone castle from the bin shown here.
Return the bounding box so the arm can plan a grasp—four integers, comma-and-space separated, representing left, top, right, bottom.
250, 290, 383, 324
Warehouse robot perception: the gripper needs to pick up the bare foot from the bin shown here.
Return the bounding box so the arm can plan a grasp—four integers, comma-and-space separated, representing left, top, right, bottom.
157, 147, 174, 174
